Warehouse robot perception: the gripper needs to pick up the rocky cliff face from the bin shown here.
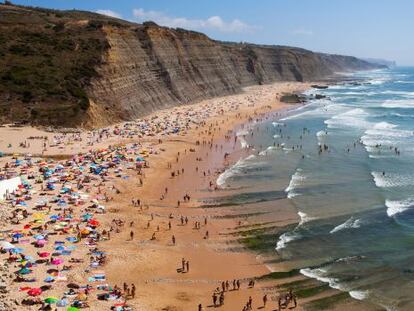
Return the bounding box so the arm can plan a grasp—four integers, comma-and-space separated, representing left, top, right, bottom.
0, 4, 384, 128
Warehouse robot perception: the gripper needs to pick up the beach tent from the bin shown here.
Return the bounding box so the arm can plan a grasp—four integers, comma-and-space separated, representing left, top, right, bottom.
0, 177, 21, 201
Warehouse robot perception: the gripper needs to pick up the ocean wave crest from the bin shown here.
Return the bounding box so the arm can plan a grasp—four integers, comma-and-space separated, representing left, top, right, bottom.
285, 168, 306, 197
276, 231, 301, 251
371, 171, 414, 188
216, 155, 257, 187
330, 217, 362, 234
385, 198, 414, 217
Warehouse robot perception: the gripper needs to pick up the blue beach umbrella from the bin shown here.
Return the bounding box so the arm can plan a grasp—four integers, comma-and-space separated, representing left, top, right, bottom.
12, 233, 23, 239
44, 276, 55, 283
11, 247, 24, 254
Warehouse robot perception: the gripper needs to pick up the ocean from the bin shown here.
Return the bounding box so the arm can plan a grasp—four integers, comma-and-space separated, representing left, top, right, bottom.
217, 67, 414, 310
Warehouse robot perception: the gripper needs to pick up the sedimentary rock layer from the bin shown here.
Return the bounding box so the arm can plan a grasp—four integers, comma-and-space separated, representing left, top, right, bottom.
0, 4, 383, 128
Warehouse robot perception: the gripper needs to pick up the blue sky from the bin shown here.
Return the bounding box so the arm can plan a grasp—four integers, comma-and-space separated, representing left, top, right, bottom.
11, 0, 414, 65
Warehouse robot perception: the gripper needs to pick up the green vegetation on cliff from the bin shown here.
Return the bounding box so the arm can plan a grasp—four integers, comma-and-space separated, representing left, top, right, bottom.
0, 4, 116, 125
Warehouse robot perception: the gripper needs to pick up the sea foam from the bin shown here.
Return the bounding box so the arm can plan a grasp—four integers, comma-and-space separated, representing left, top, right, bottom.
285, 168, 306, 198
349, 290, 369, 300
330, 217, 362, 234
325, 108, 372, 129
300, 268, 343, 290
216, 155, 257, 187
371, 171, 414, 188
382, 99, 414, 109
385, 198, 414, 217
276, 231, 301, 251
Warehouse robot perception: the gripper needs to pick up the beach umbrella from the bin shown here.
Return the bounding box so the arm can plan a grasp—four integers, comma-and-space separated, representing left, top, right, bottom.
27, 288, 42, 296
38, 252, 50, 258
44, 276, 55, 283
32, 213, 46, 220
67, 307, 80, 311
46, 268, 59, 274
56, 299, 69, 307
88, 219, 100, 226
36, 239, 47, 247
44, 297, 59, 304
11, 247, 24, 254
12, 233, 23, 239
17, 267, 32, 275
55, 245, 65, 251
51, 258, 64, 265
34, 235, 45, 240
76, 293, 87, 301
0, 241, 15, 249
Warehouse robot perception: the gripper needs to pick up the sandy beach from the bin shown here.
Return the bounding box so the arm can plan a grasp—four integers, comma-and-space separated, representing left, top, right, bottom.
0, 82, 375, 311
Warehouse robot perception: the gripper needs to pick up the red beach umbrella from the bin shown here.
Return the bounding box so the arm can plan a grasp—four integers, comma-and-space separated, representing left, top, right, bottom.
27, 288, 42, 296
38, 252, 50, 258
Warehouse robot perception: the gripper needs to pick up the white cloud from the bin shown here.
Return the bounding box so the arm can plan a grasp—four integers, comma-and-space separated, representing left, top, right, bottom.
132, 8, 256, 33
291, 28, 314, 36
96, 9, 122, 19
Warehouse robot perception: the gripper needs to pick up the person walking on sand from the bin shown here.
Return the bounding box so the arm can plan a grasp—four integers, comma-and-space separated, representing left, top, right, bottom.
219, 292, 224, 306
172, 235, 176, 245
131, 283, 136, 299
130, 231, 134, 240
182, 258, 186, 272
263, 294, 268, 307
186, 260, 190, 273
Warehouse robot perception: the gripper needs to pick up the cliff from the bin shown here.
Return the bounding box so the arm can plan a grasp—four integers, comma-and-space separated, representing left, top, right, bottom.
0, 4, 384, 128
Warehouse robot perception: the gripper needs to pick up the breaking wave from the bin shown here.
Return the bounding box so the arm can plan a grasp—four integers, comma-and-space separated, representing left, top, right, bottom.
330, 217, 362, 234
216, 155, 257, 187
385, 198, 414, 217
285, 168, 306, 198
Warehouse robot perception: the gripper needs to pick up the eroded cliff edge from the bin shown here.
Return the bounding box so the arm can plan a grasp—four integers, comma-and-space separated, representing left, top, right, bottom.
0, 4, 384, 128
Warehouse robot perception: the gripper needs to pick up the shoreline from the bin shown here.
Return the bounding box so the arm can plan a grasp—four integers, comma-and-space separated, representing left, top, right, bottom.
0, 81, 376, 310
